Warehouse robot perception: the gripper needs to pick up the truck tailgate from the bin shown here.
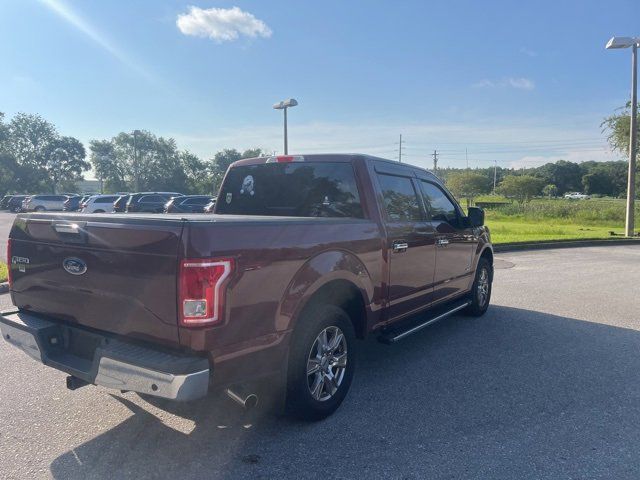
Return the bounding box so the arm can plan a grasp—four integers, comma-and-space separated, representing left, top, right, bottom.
8, 214, 184, 347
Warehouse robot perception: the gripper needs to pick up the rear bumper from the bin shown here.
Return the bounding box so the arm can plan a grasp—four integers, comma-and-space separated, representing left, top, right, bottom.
0, 309, 210, 401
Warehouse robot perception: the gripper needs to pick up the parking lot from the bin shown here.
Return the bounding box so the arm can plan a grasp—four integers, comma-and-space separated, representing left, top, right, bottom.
0, 241, 639, 479
0, 212, 14, 261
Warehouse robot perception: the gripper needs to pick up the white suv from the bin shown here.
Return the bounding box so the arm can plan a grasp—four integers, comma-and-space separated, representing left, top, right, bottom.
22, 195, 69, 212
80, 194, 121, 213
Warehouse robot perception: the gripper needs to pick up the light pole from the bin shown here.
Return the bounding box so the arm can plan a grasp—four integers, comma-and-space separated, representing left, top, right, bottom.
273, 98, 298, 154
606, 36, 639, 237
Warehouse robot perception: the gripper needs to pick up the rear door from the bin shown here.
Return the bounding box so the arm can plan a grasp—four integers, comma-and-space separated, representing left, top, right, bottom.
9, 214, 184, 347
374, 166, 436, 321
417, 180, 477, 304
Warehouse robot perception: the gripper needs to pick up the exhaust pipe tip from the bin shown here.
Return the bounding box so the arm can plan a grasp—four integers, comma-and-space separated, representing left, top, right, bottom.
225, 388, 259, 410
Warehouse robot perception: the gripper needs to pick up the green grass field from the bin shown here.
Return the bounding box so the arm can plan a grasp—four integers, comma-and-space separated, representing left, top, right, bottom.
0, 262, 7, 283
478, 197, 637, 244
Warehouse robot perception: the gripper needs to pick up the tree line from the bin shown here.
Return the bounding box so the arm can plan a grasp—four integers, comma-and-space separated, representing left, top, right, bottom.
1, 105, 637, 199
0, 111, 263, 196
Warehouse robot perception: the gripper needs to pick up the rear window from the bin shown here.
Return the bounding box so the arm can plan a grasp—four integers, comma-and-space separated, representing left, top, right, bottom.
216, 162, 364, 218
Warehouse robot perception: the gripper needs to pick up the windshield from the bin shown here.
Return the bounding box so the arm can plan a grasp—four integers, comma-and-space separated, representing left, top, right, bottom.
216, 162, 364, 218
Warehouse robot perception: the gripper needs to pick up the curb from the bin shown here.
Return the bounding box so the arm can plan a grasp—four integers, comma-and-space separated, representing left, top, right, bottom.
0, 283, 8, 294
494, 238, 640, 253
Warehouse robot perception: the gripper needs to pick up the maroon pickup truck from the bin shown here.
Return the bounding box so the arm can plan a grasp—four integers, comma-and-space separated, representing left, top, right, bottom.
1, 154, 493, 420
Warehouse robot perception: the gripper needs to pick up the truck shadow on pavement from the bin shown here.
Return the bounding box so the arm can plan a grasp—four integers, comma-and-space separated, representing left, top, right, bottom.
50, 305, 640, 479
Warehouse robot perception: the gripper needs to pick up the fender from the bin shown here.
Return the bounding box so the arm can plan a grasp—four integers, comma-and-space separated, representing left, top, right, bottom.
276, 249, 375, 332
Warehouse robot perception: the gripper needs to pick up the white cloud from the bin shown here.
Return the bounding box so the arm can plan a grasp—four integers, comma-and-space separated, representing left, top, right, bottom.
473, 77, 535, 91
176, 6, 272, 43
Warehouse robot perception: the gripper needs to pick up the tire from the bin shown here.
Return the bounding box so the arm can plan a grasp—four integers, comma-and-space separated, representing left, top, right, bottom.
464, 257, 493, 317
94, 209, 105, 213
286, 304, 356, 421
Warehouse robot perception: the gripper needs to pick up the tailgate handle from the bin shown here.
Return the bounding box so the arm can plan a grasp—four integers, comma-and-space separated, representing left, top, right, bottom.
53, 223, 82, 234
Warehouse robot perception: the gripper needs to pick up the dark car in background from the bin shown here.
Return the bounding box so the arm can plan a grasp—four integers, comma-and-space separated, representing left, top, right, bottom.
164, 195, 214, 213
112, 194, 130, 213
5, 195, 28, 212
62, 195, 83, 212
125, 192, 182, 213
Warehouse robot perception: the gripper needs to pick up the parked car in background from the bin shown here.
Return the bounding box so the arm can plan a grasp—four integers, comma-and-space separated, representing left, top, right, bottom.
21, 194, 68, 212
125, 192, 183, 213
6, 195, 28, 212
0, 195, 14, 210
62, 195, 83, 212
564, 192, 590, 200
112, 194, 130, 213
80, 194, 121, 213
164, 195, 214, 213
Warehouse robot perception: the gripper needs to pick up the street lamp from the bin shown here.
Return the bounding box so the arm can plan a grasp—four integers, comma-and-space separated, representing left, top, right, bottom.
273, 98, 298, 155
606, 36, 639, 237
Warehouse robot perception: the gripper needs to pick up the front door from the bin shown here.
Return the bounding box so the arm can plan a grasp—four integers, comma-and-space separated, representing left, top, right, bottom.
418, 180, 477, 304
376, 172, 437, 321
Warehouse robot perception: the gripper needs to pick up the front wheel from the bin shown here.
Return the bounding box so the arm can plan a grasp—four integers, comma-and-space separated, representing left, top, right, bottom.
286, 305, 356, 421
464, 257, 493, 316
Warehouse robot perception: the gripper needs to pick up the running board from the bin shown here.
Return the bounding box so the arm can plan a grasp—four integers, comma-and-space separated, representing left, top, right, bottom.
378, 300, 471, 344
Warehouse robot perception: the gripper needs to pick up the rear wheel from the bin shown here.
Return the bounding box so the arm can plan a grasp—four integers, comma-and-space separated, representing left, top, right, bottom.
286, 305, 356, 421
464, 257, 492, 316
94, 209, 105, 213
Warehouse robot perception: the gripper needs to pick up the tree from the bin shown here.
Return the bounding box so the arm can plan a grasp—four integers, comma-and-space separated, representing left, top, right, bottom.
602, 101, 640, 157
45, 136, 88, 193
446, 171, 491, 207
542, 184, 558, 198
534, 160, 583, 195
497, 175, 544, 205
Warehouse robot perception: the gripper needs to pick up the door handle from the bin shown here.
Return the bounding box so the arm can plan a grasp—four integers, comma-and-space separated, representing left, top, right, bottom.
436, 238, 450, 247
392, 241, 409, 253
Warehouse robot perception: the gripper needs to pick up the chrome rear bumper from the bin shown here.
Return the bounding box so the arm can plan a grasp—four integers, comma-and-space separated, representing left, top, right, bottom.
0, 309, 210, 401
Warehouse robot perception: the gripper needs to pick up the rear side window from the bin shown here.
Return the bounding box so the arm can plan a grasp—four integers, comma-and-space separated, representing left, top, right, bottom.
95, 196, 117, 203
377, 174, 422, 222
139, 195, 162, 203
216, 162, 364, 218
420, 181, 458, 224
185, 198, 210, 205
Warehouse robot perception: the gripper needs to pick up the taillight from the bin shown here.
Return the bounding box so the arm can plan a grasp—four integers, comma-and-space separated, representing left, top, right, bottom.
6, 238, 12, 288
179, 258, 233, 327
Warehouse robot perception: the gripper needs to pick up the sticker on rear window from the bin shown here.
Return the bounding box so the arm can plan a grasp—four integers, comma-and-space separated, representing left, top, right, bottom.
240, 175, 255, 196
226, 193, 233, 204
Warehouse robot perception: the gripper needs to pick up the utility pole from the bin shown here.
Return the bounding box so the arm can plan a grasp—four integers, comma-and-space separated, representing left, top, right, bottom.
493, 160, 498, 193
465, 148, 469, 169
398, 134, 403, 162
432, 150, 439, 176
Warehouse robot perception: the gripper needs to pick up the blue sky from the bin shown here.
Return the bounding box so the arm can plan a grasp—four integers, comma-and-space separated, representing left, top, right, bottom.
0, 0, 638, 173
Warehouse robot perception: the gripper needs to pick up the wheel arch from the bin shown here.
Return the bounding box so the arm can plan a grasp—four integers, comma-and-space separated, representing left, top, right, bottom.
279, 250, 374, 340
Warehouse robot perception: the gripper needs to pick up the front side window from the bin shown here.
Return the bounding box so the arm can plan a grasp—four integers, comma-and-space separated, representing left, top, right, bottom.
377, 174, 422, 222
216, 162, 364, 218
420, 181, 458, 224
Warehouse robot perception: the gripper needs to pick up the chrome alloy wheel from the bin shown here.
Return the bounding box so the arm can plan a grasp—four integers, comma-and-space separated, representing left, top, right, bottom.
306, 326, 348, 402
477, 267, 490, 307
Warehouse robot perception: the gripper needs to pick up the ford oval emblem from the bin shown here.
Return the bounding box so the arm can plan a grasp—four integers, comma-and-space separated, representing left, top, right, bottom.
63, 257, 87, 276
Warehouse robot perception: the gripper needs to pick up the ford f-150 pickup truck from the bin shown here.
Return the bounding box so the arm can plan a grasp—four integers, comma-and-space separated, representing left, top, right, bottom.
1, 154, 493, 420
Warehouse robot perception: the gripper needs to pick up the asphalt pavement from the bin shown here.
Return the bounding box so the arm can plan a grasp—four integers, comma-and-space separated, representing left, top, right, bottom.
1, 237, 640, 479
0, 212, 13, 261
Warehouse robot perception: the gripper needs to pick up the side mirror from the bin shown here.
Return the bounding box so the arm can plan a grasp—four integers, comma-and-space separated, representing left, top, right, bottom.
467, 206, 485, 227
